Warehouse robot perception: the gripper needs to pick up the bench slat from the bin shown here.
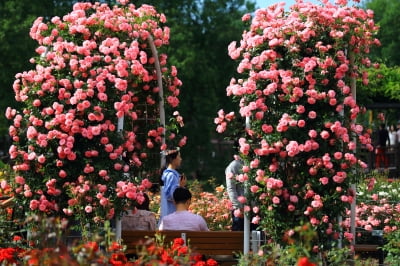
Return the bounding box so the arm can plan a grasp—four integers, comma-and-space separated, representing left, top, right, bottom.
354, 244, 380, 252
122, 230, 244, 256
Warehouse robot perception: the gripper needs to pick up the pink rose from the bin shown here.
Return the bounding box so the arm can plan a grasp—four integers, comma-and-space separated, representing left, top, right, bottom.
289, 195, 298, 203
250, 185, 259, 193
308, 111, 317, 119
319, 177, 329, 185
297, 120, 306, 127
320, 130, 330, 139
237, 196, 247, 204
233, 209, 242, 218
15, 175, 25, 185
85, 205, 93, 213
272, 196, 280, 205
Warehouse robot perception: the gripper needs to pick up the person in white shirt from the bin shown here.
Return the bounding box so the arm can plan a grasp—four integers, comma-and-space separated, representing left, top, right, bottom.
396, 121, 400, 146
388, 125, 397, 148
158, 187, 208, 231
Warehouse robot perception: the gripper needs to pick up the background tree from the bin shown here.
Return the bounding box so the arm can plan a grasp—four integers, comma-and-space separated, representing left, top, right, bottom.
364, 0, 400, 66
357, 0, 400, 127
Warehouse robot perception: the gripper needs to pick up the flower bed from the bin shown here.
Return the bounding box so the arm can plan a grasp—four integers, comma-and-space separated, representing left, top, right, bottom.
342, 172, 400, 243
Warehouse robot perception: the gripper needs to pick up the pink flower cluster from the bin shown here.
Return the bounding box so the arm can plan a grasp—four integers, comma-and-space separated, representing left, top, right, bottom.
189, 185, 233, 230
216, 0, 379, 249
341, 177, 400, 239
7, 2, 184, 227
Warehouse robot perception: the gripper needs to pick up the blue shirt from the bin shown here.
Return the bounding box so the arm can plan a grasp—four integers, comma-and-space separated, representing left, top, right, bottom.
160, 168, 180, 220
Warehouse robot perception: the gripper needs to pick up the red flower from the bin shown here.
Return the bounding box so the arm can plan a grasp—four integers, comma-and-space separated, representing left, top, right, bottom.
297, 257, 316, 266
85, 241, 99, 252
160, 250, 173, 264
172, 237, 185, 249
146, 243, 158, 254
191, 253, 204, 262
28, 257, 39, 266
206, 258, 218, 266
108, 241, 123, 252
0, 248, 17, 263
108, 252, 127, 265
177, 245, 188, 256
13, 235, 22, 242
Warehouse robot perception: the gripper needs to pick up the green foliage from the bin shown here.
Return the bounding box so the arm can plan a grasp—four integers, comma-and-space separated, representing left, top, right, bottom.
364, 0, 400, 67
383, 220, 400, 264
356, 63, 400, 106
355, 0, 400, 111
237, 222, 352, 265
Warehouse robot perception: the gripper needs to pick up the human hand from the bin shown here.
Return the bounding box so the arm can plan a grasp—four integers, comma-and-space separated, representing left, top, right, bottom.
179, 174, 187, 187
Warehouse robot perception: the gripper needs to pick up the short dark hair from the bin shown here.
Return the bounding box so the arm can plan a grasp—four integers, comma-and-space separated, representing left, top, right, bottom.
173, 187, 192, 204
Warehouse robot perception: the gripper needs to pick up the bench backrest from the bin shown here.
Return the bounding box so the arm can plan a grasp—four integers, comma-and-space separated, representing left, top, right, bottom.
122, 230, 244, 256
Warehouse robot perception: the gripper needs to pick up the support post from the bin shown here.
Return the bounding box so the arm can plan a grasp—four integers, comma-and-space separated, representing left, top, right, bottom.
115, 115, 124, 240
148, 35, 166, 168
243, 117, 251, 254
349, 50, 357, 247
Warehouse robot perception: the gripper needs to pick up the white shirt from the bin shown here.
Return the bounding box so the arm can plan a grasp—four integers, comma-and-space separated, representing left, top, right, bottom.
396, 129, 400, 145
389, 131, 397, 146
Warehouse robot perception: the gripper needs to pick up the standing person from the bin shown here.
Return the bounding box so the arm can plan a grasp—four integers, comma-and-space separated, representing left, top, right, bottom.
388, 125, 397, 148
121, 193, 156, 231
375, 123, 390, 169
225, 154, 245, 231
160, 148, 186, 221
396, 120, 400, 146
159, 187, 208, 231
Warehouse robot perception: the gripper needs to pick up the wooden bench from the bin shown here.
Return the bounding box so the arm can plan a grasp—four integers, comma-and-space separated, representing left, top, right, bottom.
354, 244, 384, 265
354, 244, 380, 253
122, 230, 244, 264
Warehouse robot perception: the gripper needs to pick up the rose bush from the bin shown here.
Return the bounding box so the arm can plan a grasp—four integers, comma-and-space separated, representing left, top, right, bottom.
215, 0, 380, 252
5, 0, 185, 233
189, 182, 233, 231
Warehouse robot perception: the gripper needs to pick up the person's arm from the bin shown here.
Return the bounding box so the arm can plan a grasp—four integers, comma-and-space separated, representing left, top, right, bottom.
163, 172, 179, 202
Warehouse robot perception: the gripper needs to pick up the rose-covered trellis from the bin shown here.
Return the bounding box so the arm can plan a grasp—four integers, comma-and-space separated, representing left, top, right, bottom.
215, 0, 379, 251
5, 1, 185, 232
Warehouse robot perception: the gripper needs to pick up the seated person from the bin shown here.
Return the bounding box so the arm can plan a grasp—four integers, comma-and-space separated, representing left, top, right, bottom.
159, 187, 208, 231
122, 193, 156, 231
